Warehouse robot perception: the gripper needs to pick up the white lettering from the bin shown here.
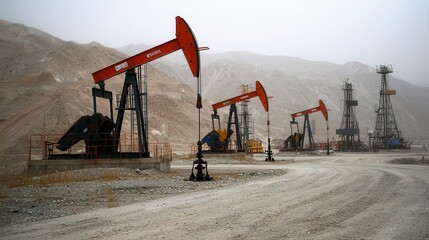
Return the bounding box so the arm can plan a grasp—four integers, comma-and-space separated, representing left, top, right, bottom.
146, 50, 161, 58
115, 62, 129, 71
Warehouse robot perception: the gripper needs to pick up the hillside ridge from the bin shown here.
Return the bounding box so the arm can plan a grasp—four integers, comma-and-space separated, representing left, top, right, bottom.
0, 19, 212, 170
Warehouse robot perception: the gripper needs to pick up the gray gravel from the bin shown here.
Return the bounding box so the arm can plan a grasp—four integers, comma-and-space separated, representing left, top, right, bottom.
0, 162, 286, 228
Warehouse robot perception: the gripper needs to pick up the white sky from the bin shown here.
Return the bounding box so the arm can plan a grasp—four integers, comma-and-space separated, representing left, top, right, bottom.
1, 0, 428, 87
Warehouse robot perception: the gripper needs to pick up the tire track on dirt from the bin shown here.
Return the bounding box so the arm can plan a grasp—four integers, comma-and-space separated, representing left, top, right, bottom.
1, 157, 428, 239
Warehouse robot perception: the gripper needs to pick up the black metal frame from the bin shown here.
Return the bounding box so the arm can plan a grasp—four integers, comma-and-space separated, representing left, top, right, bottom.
226, 104, 242, 151
114, 69, 148, 153
301, 115, 315, 150
210, 104, 243, 151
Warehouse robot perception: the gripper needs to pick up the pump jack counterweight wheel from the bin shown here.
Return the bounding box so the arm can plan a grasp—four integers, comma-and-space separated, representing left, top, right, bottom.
189, 141, 212, 181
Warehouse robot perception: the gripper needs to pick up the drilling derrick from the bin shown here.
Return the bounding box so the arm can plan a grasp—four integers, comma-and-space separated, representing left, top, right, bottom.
238, 84, 255, 151
373, 65, 402, 149
336, 79, 360, 151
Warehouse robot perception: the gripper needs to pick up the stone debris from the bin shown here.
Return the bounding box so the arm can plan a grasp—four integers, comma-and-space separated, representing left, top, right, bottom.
0, 165, 286, 228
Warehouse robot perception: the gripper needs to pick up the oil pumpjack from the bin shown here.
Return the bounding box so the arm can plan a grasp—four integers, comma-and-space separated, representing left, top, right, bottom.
202, 81, 269, 152
54, 17, 209, 179
284, 100, 328, 151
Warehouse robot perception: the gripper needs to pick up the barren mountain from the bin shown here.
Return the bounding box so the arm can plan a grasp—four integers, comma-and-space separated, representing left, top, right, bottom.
120, 44, 429, 144
0, 20, 212, 170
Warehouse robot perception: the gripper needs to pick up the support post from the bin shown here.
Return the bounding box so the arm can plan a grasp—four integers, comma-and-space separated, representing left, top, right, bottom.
115, 69, 148, 153
265, 110, 274, 161
327, 120, 330, 155
189, 74, 211, 181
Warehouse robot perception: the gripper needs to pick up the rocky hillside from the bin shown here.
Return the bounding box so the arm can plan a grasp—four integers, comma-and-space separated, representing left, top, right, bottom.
119, 44, 429, 144
0, 19, 125, 83
0, 19, 212, 169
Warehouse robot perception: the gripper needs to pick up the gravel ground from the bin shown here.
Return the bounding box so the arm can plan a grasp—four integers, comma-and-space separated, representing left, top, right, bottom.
0, 158, 286, 228
1, 151, 429, 239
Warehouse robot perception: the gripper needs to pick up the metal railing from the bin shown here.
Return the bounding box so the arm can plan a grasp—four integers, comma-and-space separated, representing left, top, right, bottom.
28, 133, 172, 162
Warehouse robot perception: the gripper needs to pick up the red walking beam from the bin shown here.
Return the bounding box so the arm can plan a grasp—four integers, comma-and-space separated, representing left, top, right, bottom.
92, 16, 200, 84
211, 81, 269, 112
291, 99, 328, 121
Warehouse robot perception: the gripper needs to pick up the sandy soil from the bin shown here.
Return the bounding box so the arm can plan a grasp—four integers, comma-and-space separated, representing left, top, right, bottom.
1, 151, 429, 239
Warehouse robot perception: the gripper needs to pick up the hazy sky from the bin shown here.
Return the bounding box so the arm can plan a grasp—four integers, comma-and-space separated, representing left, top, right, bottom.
1, 0, 428, 87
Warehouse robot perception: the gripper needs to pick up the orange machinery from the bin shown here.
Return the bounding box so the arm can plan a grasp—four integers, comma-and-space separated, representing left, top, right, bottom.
57, 16, 200, 157
92, 16, 199, 83
202, 81, 269, 151
286, 100, 328, 151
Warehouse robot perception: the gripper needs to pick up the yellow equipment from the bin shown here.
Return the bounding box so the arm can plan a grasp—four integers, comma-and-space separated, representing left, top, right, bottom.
247, 139, 263, 153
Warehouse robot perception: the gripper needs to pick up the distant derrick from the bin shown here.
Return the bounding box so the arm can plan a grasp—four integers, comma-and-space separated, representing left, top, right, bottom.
372, 65, 403, 149
238, 83, 255, 152
336, 79, 361, 151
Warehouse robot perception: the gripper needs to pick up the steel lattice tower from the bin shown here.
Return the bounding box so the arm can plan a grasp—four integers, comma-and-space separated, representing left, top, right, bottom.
336, 79, 360, 151
373, 65, 401, 149
239, 84, 254, 151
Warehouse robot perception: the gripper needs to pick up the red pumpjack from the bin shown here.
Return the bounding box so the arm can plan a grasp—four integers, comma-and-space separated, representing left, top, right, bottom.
285, 100, 328, 152
56, 16, 201, 162
202, 81, 269, 152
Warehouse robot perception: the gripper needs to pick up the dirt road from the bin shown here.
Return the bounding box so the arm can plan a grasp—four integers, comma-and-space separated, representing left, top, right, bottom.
2, 152, 429, 239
